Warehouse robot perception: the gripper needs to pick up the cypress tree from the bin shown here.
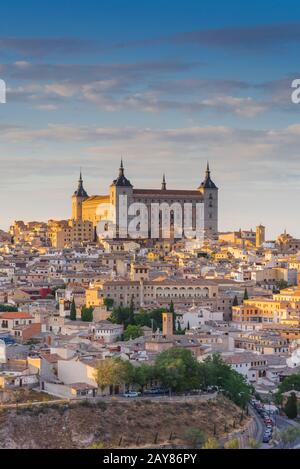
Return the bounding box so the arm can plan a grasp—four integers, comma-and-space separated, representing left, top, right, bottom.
232, 295, 238, 306
70, 298, 77, 321
284, 392, 298, 419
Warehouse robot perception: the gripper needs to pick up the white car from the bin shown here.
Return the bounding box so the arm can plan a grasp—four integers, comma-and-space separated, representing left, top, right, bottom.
123, 391, 141, 398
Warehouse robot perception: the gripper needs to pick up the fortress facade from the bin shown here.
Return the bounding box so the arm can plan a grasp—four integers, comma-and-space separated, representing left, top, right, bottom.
71, 161, 218, 240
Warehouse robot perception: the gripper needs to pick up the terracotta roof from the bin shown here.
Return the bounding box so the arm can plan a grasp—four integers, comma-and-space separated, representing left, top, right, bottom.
0, 312, 33, 319
39, 352, 61, 363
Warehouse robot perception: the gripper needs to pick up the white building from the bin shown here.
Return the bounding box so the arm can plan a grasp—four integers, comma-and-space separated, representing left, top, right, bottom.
177, 306, 223, 329
89, 321, 124, 343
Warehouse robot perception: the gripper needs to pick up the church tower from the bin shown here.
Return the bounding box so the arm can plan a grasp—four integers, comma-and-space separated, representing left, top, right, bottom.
198, 163, 218, 238
109, 159, 133, 238
72, 171, 88, 220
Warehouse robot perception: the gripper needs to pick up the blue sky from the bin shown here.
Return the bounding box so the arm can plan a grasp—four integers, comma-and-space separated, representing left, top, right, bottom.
1, 0, 300, 238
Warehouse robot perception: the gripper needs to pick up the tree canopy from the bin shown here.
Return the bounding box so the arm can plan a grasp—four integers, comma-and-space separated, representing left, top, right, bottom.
284, 392, 298, 419
155, 348, 200, 392
0, 304, 18, 312
94, 350, 252, 408
81, 306, 94, 322
123, 324, 144, 341
275, 373, 300, 404
95, 358, 134, 393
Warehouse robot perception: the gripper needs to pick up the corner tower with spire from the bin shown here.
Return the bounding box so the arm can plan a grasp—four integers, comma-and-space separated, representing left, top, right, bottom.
198, 162, 218, 238
109, 159, 133, 238
72, 171, 89, 220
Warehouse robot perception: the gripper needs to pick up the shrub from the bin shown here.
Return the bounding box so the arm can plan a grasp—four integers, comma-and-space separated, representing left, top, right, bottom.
96, 401, 107, 411
202, 437, 220, 449
89, 441, 106, 449
224, 438, 240, 449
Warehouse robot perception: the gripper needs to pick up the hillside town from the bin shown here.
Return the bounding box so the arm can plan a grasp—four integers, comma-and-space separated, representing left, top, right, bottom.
1, 165, 300, 450
2, 217, 300, 407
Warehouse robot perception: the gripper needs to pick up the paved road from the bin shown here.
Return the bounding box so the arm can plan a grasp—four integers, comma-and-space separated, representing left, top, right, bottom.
249, 406, 265, 445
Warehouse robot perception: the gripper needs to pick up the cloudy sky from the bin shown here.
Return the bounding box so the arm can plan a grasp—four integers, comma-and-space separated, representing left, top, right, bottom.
1, 0, 300, 238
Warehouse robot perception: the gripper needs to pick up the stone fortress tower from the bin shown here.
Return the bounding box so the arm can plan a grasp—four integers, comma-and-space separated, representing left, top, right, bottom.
198, 162, 218, 238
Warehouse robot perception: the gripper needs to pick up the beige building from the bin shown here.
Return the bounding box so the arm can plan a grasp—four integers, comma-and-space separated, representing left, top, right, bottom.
48, 218, 94, 248
86, 278, 219, 309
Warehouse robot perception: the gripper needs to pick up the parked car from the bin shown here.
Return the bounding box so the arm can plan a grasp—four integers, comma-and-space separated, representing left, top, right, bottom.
123, 391, 141, 398
264, 418, 274, 426
144, 387, 167, 395
263, 434, 271, 443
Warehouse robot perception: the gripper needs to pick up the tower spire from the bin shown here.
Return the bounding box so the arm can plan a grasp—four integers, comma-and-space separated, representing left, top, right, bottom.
73, 169, 88, 198
119, 158, 124, 177
197, 161, 217, 190
206, 161, 210, 177
161, 173, 166, 190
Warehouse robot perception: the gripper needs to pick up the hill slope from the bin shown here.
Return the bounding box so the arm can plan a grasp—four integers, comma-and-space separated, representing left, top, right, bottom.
0, 396, 249, 448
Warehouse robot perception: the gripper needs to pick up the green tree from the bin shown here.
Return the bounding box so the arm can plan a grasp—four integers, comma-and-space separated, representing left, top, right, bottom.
134, 308, 164, 331
148, 308, 164, 331
284, 392, 298, 419
123, 324, 144, 341
103, 298, 114, 310
277, 279, 288, 291
129, 296, 135, 324
95, 358, 134, 395
70, 298, 77, 321
134, 310, 152, 328
154, 348, 199, 392
81, 306, 94, 322
109, 306, 132, 328
132, 364, 155, 393
243, 288, 249, 300
203, 353, 252, 408
275, 373, 300, 404
169, 300, 174, 314
0, 304, 18, 312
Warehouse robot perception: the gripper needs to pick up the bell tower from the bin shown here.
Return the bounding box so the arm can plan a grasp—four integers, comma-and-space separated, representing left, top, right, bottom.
198, 162, 218, 239
72, 171, 88, 220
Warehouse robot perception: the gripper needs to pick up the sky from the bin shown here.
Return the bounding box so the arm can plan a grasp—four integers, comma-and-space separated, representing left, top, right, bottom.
1, 0, 300, 238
